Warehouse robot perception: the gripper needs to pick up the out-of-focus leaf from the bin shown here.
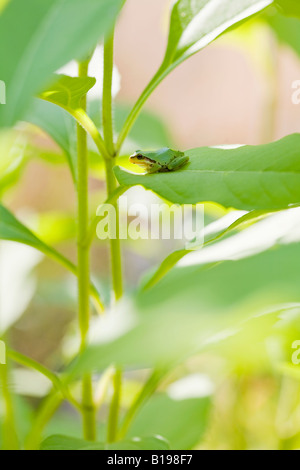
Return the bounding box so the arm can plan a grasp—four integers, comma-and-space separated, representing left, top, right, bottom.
0, 204, 103, 311
41, 434, 169, 450
0, 242, 42, 332
265, 9, 300, 57
40, 435, 96, 451
69, 241, 300, 379
128, 394, 211, 450
0, 131, 28, 193
26, 99, 77, 183
275, 0, 300, 18
143, 208, 275, 290
115, 134, 300, 211
0, 0, 124, 128
139, 242, 300, 318
161, 0, 273, 71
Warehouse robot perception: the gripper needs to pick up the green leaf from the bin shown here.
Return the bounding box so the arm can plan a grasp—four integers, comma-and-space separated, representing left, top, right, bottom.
265, 9, 300, 57
128, 394, 211, 450
0, 0, 124, 128
161, 0, 273, 70
41, 434, 169, 451
26, 99, 77, 184
115, 134, 300, 211
0, 130, 28, 193
40, 435, 98, 451
143, 209, 274, 290
275, 0, 300, 18
139, 242, 300, 319
40, 75, 96, 113
0, 204, 103, 311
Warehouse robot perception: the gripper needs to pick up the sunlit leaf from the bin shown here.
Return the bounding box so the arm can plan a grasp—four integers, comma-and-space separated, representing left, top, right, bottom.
40, 75, 96, 113
161, 0, 273, 71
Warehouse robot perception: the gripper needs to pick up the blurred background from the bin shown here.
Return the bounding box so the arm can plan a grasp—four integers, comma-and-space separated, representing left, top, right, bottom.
2, 0, 300, 450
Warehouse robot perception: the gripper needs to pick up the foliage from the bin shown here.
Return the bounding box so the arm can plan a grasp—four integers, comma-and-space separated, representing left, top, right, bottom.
1, 0, 300, 452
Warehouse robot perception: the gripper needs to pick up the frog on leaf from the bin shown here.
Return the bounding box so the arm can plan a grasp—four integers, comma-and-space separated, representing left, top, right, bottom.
129, 148, 189, 174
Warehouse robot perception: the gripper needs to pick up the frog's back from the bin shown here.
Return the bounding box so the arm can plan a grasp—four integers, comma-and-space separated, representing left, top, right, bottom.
144, 148, 184, 166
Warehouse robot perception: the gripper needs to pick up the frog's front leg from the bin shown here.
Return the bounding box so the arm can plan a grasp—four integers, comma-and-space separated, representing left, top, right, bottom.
147, 162, 162, 174
167, 156, 189, 171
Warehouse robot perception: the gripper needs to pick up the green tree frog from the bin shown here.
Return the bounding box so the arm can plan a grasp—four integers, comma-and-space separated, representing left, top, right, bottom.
129, 148, 189, 174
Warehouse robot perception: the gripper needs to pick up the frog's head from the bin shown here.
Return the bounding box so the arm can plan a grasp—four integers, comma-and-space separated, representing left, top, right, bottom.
129, 151, 157, 171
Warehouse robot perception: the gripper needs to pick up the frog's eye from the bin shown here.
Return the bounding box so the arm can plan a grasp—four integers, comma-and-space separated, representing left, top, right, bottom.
136, 155, 143, 160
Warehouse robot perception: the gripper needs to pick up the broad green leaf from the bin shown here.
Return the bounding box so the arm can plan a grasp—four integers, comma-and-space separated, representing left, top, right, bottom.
0, 204, 103, 311
26, 99, 77, 184
275, 0, 300, 18
0, 0, 124, 128
115, 134, 300, 211
161, 0, 273, 70
41, 434, 169, 451
40, 75, 96, 113
128, 394, 211, 450
68, 239, 300, 379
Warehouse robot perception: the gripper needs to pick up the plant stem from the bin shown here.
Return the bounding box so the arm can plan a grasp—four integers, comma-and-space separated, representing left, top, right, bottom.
105, 159, 123, 301
0, 360, 19, 450
103, 28, 116, 157
72, 108, 110, 160
77, 60, 96, 441
7, 349, 81, 411
102, 29, 123, 301
25, 392, 63, 450
116, 64, 175, 155
102, 26, 123, 442
107, 367, 122, 443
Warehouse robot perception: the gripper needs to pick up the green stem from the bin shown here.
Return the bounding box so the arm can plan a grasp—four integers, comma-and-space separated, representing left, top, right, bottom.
105, 159, 123, 301
72, 108, 110, 161
0, 360, 19, 450
107, 367, 122, 443
101, 25, 124, 442
77, 60, 96, 441
103, 28, 116, 157
7, 349, 81, 412
116, 64, 175, 155
25, 392, 63, 450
